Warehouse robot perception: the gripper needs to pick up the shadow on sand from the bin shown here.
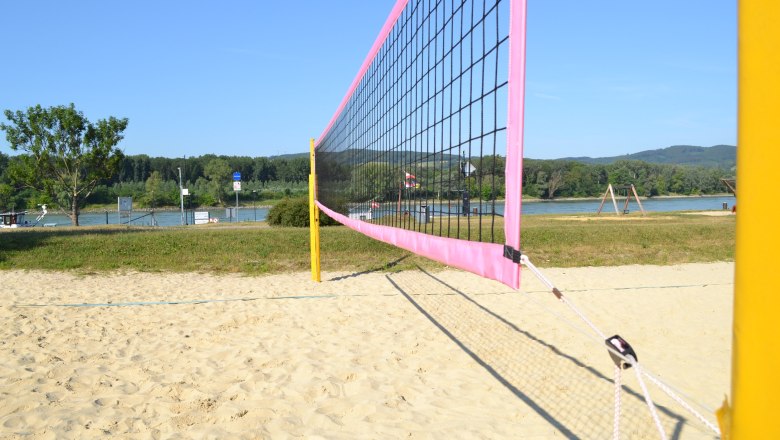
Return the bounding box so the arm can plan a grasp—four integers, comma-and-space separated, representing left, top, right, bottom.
386, 267, 710, 439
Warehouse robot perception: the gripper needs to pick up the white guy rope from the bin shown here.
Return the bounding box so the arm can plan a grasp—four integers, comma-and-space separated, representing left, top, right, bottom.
520, 255, 606, 340
519, 254, 721, 439
629, 357, 668, 440
614, 365, 622, 440
640, 367, 721, 435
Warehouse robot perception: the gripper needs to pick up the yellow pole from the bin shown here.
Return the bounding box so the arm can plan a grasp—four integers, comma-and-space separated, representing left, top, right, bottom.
726, 1, 780, 438
309, 138, 321, 282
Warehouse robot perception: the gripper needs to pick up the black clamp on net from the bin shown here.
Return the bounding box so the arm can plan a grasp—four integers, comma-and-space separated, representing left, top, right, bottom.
605, 335, 638, 370
503, 245, 522, 263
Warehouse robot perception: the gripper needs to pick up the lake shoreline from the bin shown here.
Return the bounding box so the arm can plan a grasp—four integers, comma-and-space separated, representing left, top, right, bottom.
78, 204, 275, 214
75, 193, 735, 212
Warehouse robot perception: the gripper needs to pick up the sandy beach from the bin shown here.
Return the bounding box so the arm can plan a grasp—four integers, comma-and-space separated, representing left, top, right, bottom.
0, 263, 732, 439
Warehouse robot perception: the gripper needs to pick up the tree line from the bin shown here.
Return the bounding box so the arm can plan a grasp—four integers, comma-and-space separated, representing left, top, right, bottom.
520, 158, 732, 199
467, 156, 731, 200
1, 151, 733, 212
1, 104, 733, 227
322, 154, 732, 209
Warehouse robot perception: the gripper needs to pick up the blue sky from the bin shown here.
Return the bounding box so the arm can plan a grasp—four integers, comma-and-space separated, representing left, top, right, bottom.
1, 0, 735, 160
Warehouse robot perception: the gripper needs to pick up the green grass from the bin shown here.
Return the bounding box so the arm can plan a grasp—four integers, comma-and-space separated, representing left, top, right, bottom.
520, 212, 734, 267
0, 212, 734, 274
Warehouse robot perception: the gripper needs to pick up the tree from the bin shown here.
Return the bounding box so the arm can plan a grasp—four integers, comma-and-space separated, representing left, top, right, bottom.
145, 171, 164, 208
546, 170, 564, 199
274, 157, 309, 183
204, 158, 231, 206
253, 157, 276, 186
0, 183, 12, 210
0, 104, 127, 225
0, 151, 8, 181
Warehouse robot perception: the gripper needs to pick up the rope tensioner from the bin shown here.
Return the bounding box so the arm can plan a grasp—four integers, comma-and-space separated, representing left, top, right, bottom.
606, 334, 638, 370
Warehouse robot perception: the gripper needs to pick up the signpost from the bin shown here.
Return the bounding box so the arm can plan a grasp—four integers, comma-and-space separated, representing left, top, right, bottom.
226, 207, 237, 221
118, 197, 132, 224
194, 211, 209, 225
232, 171, 241, 222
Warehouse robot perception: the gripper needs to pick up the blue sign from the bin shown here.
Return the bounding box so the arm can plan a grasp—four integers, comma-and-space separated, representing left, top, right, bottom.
232, 171, 241, 181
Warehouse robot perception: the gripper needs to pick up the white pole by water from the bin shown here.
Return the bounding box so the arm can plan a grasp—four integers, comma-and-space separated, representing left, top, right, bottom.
178, 167, 184, 226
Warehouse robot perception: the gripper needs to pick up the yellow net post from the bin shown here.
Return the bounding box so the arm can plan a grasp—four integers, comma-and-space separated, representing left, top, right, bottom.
309, 138, 321, 282
725, 1, 780, 438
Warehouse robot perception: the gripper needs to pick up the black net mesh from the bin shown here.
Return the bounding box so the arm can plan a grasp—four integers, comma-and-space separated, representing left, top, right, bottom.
317, 0, 511, 244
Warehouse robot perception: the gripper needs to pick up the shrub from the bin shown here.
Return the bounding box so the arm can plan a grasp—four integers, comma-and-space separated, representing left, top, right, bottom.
269, 197, 309, 227
267, 197, 344, 227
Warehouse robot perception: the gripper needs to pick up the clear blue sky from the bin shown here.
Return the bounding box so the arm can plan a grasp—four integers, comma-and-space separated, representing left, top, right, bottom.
0, 0, 735, 160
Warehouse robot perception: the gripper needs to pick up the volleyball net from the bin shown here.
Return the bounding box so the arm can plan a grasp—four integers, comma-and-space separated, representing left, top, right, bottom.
315, 0, 526, 289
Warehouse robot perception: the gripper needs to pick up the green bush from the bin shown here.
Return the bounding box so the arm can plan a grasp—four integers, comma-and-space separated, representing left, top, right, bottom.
267, 197, 344, 227
267, 197, 308, 227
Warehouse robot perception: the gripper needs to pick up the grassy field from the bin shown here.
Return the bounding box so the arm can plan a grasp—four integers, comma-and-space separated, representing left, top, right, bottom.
0, 212, 735, 274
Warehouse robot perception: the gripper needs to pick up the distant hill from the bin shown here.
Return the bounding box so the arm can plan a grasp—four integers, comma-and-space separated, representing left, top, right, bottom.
559, 145, 736, 170
267, 152, 309, 161
280, 144, 736, 170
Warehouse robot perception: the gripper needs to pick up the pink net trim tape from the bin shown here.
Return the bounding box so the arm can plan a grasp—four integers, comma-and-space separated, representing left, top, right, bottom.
317, 202, 520, 289
503, 0, 527, 255
316, 0, 409, 147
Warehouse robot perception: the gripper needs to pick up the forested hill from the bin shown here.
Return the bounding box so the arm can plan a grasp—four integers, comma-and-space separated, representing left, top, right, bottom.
291, 144, 736, 169
559, 145, 736, 170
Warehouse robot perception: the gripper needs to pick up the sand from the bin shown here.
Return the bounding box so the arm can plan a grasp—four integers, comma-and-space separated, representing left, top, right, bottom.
0, 263, 732, 439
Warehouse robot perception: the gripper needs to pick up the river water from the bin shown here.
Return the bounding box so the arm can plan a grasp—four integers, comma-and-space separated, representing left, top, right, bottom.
521, 195, 735, 215
35, 195, 735, 227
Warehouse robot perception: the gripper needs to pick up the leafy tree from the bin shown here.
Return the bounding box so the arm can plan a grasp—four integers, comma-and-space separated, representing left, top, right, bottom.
475, 155, 506, 178
145, 171, 165, 208
0, 104, 127, 225
204, 158, 231, 206
253, 157, 276, 186
131, 155, 151, 182
0, 151, 8, 181
192, 176, 217, 206
150, 156, 177, 181
275, 157, 309, 183
545, 170, 564, 199
0, 183, 12, 210
182, 158, 202, 185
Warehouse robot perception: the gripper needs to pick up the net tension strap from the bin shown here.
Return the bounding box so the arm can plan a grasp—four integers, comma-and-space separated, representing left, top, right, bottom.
505, 246, 638, 359
503, 247, 720, 439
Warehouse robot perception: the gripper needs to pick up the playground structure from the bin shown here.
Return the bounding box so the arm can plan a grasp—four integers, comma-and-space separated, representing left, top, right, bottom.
596, 184, 646, 216
720, 178, 736, 196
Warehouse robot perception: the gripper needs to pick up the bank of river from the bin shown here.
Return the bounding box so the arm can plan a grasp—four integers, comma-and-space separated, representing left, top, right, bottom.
38, 206, 270, 227
37, 195, 735, 227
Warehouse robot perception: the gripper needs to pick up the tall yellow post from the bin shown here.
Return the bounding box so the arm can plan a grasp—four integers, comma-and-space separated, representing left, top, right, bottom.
309, 138, 321, 282
728, 1, 780, 438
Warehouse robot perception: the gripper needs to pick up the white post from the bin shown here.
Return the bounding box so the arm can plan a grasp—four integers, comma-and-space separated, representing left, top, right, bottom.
178, 167, 184, 226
